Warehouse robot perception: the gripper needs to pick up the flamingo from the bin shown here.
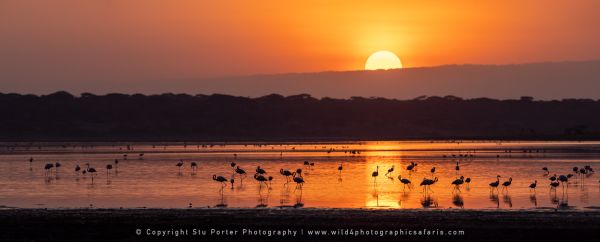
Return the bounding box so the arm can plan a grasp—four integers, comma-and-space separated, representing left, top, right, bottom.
420, 177, 438, 193
295, 168, 303, 178
430, 167, 436, 177
549, 174, 557, 182
280, 169, 293, 183
397, 175, 411, 191
213, 175, 228, 188
254, 173, 269, 188
87, 166, 97, 183
385, 165, 395, 176
455, 162, 460, 174
29, 157, 33, 170
54, 162, 61, 174
372, 166, 379, 182
138, 153, 144, 160
451, 176, 465, 192
465, 177, 471, 188
501, 177, 513, 193
235, 166, 247, 181
190, 162, 198, 171
338, 163, 343, 174
406, 162, 417, 172
176, 160, 184, 172
558, 175, 569, 192
489, 175, 501, 192
292, 172, 305, 189
550, 180, 560, 192
542, 167, 549, 175
230, 178, 235, 189
256, 166, 266, 175
44, 163, 54, 176
106, 164, 112, 176
75, 164, 81, 173
529, 180, 537, 192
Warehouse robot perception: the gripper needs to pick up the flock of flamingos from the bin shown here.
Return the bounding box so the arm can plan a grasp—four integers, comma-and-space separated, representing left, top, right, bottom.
33, 149, 598, 209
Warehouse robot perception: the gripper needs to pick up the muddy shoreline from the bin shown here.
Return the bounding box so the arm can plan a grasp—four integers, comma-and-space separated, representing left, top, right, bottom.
1, 208, 599, 241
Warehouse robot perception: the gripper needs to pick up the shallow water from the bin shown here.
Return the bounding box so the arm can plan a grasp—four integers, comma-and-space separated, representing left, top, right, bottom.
1, 141, 599, 210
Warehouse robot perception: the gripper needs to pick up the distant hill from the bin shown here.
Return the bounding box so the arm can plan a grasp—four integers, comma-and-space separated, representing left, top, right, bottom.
1, 92, 599, 141
191, 60, 600, 100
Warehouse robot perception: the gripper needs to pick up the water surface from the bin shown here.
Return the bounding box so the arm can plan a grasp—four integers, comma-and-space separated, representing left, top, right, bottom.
1, 141, 599, 210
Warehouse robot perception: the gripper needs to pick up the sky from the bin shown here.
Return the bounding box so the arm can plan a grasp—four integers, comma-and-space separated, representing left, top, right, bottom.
1, 0, 600, 96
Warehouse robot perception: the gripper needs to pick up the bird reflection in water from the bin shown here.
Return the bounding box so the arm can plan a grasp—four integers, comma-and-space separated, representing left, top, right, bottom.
294, 188, 304, 208
452, 194, 464, 208
420, 194, 438, 208
529, 194, 537, 208
502, 194, 512, 208
489, 193, 499, 208
256, 187, 270, 208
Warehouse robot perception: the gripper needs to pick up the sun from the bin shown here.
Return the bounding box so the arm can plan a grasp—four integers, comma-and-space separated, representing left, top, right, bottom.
364, 50, 403, 70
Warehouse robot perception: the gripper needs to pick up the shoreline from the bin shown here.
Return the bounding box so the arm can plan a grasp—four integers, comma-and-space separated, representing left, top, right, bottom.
2, 208, 599, 241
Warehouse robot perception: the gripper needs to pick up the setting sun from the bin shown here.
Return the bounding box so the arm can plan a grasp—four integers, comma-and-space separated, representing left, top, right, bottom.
364, 51, 403, 70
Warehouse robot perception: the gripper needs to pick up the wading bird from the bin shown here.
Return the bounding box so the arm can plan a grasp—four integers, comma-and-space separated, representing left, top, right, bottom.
529, 180, 537, 192
254, 173, 269, 189
256, 166, 266, 175
280, 169, 293, 183
44, 163, 54, 176
542, 167, 549, 175
406, 162, 417, 172
213, 175, 228, 189
235, 166, 247, 182
501, 177, 513, 193
489, 175, 501, 193
292, 172, 305, 189
451, 176, 465, 193
430, 167, 436, 177
106, 164, 113, 176
372, 166, 379, 182
338, 163, 343, 174
397, 175, 411, 191
420, 177, 438, 193
191, 162, 198, 172
385, 165, 395, 176
465, 177, 471, 188
176, 160, 184, 172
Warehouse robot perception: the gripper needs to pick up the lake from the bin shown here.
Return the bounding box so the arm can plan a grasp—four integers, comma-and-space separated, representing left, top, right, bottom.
1, 141, 599, 210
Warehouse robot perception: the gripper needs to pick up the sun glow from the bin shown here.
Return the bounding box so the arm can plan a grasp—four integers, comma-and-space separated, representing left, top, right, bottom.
364, 51, 403, 70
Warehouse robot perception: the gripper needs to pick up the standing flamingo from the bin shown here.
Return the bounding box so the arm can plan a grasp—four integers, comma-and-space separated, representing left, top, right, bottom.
542, 167, 549, 175
280, 169, 293, 183
176, 160, 184, 172
465, 177, 471, 188
372, 166, 379, 183
397, 175, 411, 191
256, 166, 266, 175
501, 177, 513, 193
451, 176, 465, 193
213, 175, 228, 189
44, 163, 54, 176
190, 162, 198, 172
385, 165, 395, 176
430, 167, 436, 177
455, 162, 460, 175
338, 163, 343, 174
235, 166, 247, 182
489, 175, 501, 193
529, 180, 537, 192
254, 173, 269, 189
106, 164, 113, 177
292, 172, 305, 190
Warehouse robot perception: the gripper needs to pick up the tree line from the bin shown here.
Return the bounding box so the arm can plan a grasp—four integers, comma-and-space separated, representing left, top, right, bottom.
1, 91, 599, 141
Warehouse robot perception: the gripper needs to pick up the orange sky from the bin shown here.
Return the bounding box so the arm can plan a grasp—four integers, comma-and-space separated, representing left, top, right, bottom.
1, 0, 600, 84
